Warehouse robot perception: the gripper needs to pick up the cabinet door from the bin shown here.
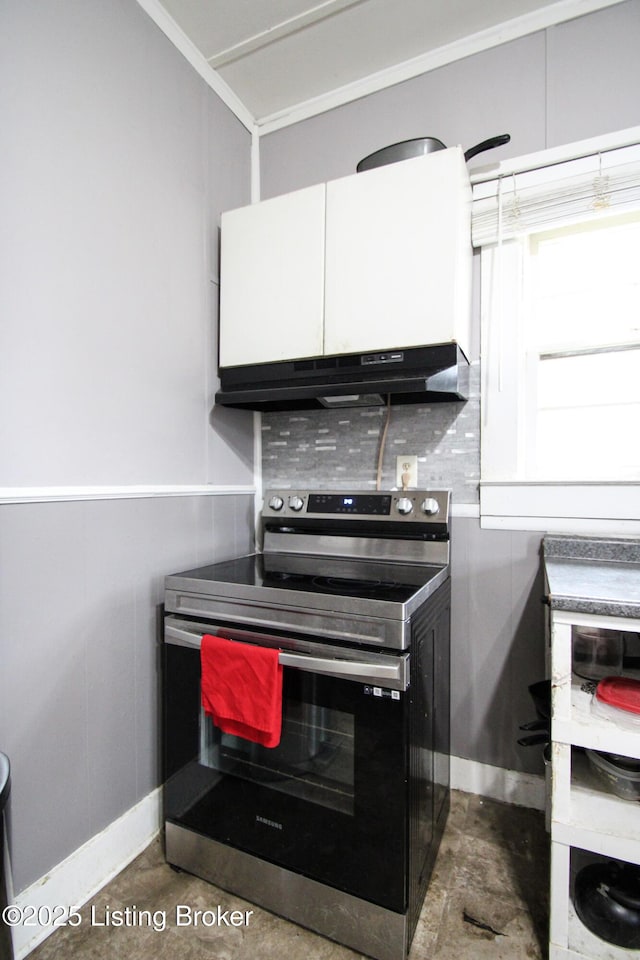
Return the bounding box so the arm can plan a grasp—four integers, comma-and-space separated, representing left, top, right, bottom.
324, 149, 471, 358
219, 183, 326, 367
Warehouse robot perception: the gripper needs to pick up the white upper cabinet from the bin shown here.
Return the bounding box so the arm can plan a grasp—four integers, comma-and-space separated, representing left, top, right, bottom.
218, 148, 472, 368
219, 183, 326, 367
324, 149, 471, 358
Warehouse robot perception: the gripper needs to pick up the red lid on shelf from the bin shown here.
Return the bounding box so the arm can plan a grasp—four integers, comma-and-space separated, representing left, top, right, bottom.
596, 677, 640, 715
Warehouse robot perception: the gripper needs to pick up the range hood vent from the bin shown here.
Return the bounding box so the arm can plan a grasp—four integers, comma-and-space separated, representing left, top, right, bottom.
215, 343, 469, 412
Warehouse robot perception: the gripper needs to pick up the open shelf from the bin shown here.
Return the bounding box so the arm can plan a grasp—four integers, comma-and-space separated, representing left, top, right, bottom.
552, 750, 640, 860
552, 677, 640, 757
551, 845, 640, 960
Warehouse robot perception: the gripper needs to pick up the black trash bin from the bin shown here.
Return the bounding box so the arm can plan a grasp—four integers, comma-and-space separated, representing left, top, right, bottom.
0, 753, 13, 960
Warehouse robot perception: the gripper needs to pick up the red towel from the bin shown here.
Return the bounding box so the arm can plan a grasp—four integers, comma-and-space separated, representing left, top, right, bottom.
200, 634, 283, 748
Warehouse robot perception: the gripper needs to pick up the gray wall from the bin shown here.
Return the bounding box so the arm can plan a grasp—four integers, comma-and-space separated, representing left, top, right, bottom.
260, 2, 640, 198
0, 494, 254, 893
0, 0, 253, 893
1, 0, 254, 487
260, 0, 640, 773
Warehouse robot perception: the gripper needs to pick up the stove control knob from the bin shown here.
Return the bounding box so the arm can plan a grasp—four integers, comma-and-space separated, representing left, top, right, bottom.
268, 496, 284, 511
288, 495, 305, 512
396, 497, 413, 515
421, 497, 440, 517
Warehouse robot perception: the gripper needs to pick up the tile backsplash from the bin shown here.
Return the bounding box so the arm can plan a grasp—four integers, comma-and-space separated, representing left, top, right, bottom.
262, 362, 480, 503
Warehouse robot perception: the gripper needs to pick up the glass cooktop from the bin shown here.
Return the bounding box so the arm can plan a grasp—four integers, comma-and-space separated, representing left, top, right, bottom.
168, 553, 444, 604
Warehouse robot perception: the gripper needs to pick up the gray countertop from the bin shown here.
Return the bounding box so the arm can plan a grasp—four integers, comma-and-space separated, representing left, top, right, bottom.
543, 536, 640, 619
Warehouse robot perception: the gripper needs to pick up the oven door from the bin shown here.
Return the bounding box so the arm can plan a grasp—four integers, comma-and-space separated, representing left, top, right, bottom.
163, 616, 410, 913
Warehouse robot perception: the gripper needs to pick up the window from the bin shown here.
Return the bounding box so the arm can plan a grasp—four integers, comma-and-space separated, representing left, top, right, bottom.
474, 131, 640, 531
527, 214, 640, 480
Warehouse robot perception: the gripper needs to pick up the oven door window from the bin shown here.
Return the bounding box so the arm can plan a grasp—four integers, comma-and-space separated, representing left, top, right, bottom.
201, 673, 355, 816
164, 644, 409, 913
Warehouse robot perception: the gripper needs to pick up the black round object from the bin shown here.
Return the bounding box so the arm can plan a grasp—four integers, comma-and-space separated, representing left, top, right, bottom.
575, 861, 640, 948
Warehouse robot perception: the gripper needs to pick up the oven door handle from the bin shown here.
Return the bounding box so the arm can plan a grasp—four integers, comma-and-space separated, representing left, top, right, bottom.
164, 621, 408, 689
277, 650, 403, 684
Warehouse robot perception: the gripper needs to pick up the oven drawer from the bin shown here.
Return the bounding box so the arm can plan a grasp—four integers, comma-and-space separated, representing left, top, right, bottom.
165, 615, 409, 690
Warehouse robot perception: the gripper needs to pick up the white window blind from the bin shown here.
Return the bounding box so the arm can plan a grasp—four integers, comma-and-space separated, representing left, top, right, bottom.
472, 142, 640, 247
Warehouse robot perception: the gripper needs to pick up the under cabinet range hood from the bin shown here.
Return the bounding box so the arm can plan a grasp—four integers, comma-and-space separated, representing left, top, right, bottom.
215, 342, 469, 411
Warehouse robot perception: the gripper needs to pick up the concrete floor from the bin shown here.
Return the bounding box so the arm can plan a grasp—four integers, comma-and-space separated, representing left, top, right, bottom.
27, 790, 549, 960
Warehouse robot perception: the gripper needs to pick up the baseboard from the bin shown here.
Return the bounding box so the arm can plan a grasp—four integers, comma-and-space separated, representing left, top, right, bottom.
451, 755, 546, 811
12, 788, 162, 959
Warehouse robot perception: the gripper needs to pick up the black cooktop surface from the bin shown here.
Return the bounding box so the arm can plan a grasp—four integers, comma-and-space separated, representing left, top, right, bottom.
169, 553, 443, 604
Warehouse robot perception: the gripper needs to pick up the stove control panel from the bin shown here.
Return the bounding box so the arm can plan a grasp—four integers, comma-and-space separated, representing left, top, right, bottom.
262, 489, 450, 524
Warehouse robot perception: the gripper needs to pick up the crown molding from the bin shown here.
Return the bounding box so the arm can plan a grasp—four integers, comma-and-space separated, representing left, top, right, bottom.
134, 0, 256, 132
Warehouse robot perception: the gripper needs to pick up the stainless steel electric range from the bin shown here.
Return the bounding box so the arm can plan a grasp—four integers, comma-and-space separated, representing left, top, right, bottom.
163, 489, 452, 960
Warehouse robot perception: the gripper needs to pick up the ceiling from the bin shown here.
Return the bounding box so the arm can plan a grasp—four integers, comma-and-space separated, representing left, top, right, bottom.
147, 0, 625, 130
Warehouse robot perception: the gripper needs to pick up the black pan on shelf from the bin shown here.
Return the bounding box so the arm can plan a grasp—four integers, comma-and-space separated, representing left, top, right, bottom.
575, 861, 640, 948
356, 133, 510, 172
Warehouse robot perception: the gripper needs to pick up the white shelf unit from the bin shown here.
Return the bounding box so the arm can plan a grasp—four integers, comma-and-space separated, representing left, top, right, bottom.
549, 609, 640, 960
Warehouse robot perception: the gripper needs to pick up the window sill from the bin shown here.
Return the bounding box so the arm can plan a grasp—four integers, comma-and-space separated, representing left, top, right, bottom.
480, 481, 640, 535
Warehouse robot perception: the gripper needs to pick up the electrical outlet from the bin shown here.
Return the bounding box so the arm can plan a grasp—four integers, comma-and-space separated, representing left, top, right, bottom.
396, 455, 418, 489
